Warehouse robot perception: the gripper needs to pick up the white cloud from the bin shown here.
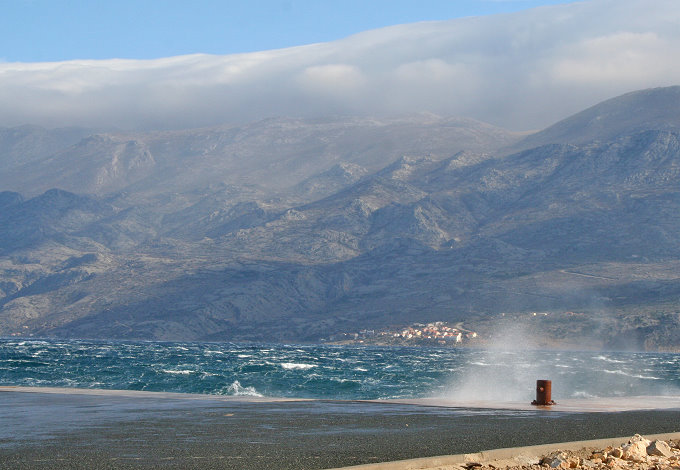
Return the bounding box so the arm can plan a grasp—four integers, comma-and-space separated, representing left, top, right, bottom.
297, 64, 367, 95
0, 0, 679, 131
551, 32, 676, 83
394, 59, 473, 84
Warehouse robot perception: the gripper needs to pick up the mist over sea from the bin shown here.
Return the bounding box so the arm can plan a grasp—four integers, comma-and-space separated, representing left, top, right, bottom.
1, 339, 679, 401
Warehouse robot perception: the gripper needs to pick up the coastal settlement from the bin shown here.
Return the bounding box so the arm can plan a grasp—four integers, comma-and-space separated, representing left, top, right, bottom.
324, 321, 479, 346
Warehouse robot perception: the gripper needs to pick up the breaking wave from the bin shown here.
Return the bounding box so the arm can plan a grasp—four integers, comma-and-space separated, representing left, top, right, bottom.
224, 380, 263, 397
280, 363, 317, 370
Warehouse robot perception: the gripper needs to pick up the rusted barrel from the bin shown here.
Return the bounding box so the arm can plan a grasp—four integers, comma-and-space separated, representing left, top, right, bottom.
532, 379, 555, 405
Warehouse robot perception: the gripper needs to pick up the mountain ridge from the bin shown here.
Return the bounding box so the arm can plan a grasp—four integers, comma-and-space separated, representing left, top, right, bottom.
509, 86, 680, 152
2, 86, 680, 350
0, 115, 519, 199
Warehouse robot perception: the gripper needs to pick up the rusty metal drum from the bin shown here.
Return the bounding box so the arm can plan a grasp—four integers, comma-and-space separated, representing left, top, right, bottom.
532, 379, 555, 405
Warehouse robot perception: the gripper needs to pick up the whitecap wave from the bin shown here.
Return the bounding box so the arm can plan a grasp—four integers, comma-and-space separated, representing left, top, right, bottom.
594, 355, 626, 364
161, 369, 195, 375
225, 380, 263, 397
281, 363, 316, 370
330, 377, 361, 384
602, 369, 662, 380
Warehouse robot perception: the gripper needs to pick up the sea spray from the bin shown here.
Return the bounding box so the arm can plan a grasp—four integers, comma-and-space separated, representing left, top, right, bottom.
442, 320, 680, 403
443, 323, 558, 402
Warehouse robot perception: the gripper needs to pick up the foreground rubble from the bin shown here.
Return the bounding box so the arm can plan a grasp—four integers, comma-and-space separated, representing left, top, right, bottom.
463, 435, 680, 470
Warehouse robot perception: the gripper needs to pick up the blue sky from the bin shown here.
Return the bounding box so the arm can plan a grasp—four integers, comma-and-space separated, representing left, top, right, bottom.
3, 0, 573, 62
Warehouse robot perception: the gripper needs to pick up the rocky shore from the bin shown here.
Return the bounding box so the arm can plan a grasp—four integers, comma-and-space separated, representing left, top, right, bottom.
465, 435, 680, 470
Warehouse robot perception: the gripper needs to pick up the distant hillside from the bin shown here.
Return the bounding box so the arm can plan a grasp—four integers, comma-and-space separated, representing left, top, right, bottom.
0, 125, 95, 169
508, 86, 680, 152
2, 87, 680, 351
0, 115, 518, 199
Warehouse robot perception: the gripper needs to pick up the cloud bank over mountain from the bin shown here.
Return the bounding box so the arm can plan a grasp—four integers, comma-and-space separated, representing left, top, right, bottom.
1, 0, 679, 131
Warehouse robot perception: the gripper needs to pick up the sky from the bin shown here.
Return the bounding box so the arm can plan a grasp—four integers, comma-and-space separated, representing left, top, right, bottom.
0, 0, 678, 132
2, 1, 574, 62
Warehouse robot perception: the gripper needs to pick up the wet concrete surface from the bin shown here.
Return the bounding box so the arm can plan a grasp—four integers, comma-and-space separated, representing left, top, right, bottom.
1, 388, 679, 469
383, 395, 680, 412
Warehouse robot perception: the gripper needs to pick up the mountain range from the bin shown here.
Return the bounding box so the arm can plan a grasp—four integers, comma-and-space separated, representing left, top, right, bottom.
1, 86, 680, 351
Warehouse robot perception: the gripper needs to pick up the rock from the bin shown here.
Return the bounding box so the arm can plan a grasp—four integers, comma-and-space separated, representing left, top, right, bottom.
630, 434, 652, 447
609, 448, 623, 459
542, 453, 569, 469
647, 440, 674, 458
619, 434, 653, 462
621, 441, 648, 462
535, 435, 679, 470
605, 457, 621, 468
567, 457, 580, 468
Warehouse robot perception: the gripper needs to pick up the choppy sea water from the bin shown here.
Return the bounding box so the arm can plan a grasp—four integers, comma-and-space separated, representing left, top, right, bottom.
1, 339, 679, 401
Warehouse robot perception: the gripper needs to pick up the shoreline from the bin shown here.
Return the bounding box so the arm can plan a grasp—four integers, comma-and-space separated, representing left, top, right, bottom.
0, 385, 306, 402
3, 385, 680, 412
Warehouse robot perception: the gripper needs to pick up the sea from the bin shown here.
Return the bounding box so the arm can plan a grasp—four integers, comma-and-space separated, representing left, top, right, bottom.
1, 339, 679, 401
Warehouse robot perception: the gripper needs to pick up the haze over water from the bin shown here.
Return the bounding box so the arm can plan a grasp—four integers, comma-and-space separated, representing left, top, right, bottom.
1, 339, 679, 401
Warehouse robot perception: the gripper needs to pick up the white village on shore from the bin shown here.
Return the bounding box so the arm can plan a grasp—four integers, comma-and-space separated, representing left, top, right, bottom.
326, 321, 478, 346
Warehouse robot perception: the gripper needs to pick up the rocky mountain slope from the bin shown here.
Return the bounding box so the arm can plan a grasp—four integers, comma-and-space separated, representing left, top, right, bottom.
0, 115, 515, 198
508, 86, 680, 151
2, 87, 680, 350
